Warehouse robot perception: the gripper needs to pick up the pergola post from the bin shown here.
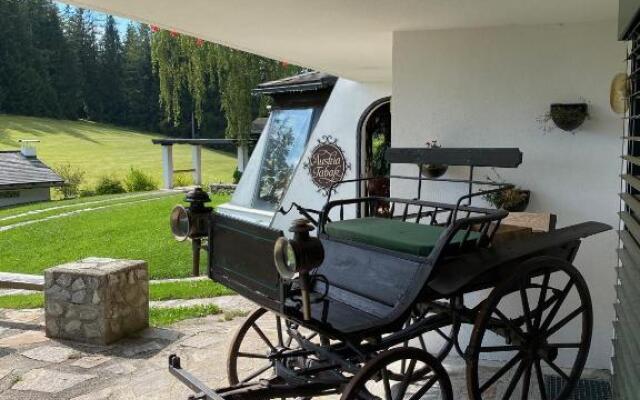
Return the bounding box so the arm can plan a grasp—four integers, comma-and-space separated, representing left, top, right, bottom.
192, 144, 202, 186
161, 144, 174, 189
237, 143, 249, 173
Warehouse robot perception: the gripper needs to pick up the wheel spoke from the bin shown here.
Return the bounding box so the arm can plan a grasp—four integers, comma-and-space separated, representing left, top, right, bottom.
237, 351, 268, 359
502, 360, 526, 400
435, 328, 453, 343
381, 368, 392, 400
252, 323, 276, 351
520, 286, 534, 334
408, 375, 438, 400
542, 357, 570, 381
396, 359, 417, 399
479, 345, 521, 353
493, 308, 526, 341
480, 352, 522, 393
417, 334, 428, 352
521, 361, 532, 400
535, 359, 548, 400
534, 273, 551, 329
540, 279, 574, 332
276, 317, 283, 347
545, 306, 584, 338
546, 343, 581, 349
240, 362, 273, 383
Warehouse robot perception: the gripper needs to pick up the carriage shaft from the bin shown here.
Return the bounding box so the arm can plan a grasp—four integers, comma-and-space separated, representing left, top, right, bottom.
168, 355, 339, 400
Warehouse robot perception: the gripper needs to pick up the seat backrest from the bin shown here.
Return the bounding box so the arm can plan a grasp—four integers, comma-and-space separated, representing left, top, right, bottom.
385, 147, 522, 168
209, 213, 283, 310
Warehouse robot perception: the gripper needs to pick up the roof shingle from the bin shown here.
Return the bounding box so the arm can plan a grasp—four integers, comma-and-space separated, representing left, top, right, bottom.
0, 151, 64, 189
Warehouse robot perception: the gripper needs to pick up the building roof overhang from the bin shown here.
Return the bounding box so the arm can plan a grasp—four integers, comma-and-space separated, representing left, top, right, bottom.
60, 0, 617, 82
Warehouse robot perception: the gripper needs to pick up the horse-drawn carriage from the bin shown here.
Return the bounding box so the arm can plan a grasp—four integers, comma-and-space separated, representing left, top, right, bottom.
167, 147, 609, 400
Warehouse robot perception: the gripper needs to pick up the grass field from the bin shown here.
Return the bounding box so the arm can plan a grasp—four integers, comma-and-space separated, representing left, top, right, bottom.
150, 304, 222, 326
0, 192, 230, 279
0, 114, 236, 187
0, 279, 234, 309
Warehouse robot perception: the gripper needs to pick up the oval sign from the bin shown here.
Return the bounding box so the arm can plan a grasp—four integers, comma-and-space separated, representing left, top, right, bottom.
305, 136, 350, 195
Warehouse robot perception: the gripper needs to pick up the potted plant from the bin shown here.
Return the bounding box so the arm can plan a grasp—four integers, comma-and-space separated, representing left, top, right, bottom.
421, 140, 448, 178
549, 103, 588, 131
484, 186, 531, 212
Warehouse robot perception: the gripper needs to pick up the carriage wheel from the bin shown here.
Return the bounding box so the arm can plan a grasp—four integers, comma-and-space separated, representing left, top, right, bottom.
411, 296, 462, 361
466, 257, 593, 400
340, 347, 453, 400
227, 307, 318, 388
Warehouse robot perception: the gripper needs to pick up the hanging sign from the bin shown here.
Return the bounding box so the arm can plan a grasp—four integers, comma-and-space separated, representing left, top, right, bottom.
304, 135, 351, 196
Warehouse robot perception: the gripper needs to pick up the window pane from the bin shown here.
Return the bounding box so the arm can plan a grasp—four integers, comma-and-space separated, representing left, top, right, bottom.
255, 108, 314, 209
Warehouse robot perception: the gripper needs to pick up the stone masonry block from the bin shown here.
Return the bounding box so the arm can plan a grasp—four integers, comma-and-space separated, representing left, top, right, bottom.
44, 258, 149, 344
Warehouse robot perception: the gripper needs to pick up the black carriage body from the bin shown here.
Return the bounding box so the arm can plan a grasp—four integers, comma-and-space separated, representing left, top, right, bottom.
208, 213, 285, 313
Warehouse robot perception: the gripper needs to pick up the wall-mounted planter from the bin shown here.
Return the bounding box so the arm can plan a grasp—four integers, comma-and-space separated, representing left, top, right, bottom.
549, 103, 588, 132
421, 164, 448, 178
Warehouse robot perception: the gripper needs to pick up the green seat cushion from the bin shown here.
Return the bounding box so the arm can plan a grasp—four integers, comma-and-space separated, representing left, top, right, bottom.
325, 217, 480, 257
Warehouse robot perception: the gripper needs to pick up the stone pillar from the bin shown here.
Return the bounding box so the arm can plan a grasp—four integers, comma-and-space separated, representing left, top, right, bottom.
191, 144, 202, 186
161, 144, 174, 189
44, 258, 149, 345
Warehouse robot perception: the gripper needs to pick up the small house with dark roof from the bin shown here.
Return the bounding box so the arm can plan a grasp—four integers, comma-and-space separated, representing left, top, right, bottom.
0, 140, 63, 207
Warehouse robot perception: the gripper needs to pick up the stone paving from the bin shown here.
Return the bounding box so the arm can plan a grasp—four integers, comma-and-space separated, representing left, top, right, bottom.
0, 297, 609, 399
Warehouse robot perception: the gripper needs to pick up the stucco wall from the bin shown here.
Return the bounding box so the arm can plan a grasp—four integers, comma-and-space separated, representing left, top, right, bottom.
392, 21, 624, 369
0, 187, 51, 208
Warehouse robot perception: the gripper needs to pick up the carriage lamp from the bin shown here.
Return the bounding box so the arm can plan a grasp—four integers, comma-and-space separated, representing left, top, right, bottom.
170, 187, 212, 276
274, 218, 324, 320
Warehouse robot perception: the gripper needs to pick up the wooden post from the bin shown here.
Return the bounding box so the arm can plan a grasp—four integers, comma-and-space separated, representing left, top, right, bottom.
161, 145, 174, 189
192, 144, 202, 186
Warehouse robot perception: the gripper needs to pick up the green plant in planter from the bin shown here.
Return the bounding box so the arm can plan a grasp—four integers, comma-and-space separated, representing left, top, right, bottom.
538, 102, 589, 133
421, 140, 448, 178
484, 187, 530, 211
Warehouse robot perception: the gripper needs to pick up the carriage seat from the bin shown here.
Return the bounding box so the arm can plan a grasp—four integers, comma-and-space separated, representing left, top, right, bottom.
325, 217, 481, 257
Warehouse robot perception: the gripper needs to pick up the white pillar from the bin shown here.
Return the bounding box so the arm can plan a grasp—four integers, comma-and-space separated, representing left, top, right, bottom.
161, 145, 173, 189
192, 144, 202, 186
237, 144, 249, 173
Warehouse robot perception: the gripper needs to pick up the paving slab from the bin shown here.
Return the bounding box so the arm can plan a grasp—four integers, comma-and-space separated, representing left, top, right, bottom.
102, 361, 137, 375
21, 345, 79, 362
135, 327, 181, 342
71, 355, 111, 369
71, 387, 113, 400
12, 368, 96, 393
121, 340, 163, 357
179, 332, 223, 349
0, 330, 47, 347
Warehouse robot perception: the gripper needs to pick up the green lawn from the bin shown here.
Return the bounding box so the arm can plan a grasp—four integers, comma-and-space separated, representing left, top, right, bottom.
150, 304, 222, 327
0, 279, 234, 309
0, 191, 172, 228
0, 114, 236, 187
0, 192, 230, 279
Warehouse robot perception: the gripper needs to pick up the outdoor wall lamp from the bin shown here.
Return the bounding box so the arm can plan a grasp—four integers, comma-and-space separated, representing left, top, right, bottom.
170, 187, 212, 276
274, 218, 324, 320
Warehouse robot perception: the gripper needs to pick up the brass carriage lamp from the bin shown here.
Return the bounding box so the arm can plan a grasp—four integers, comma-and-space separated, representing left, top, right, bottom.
274, 219, 324, 320
170, 187, 212, 276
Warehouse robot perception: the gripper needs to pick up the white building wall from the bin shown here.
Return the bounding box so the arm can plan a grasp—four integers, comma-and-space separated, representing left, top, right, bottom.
392, 20, 623, 369
271, 79, 391, 232
0, 187, 51, 208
